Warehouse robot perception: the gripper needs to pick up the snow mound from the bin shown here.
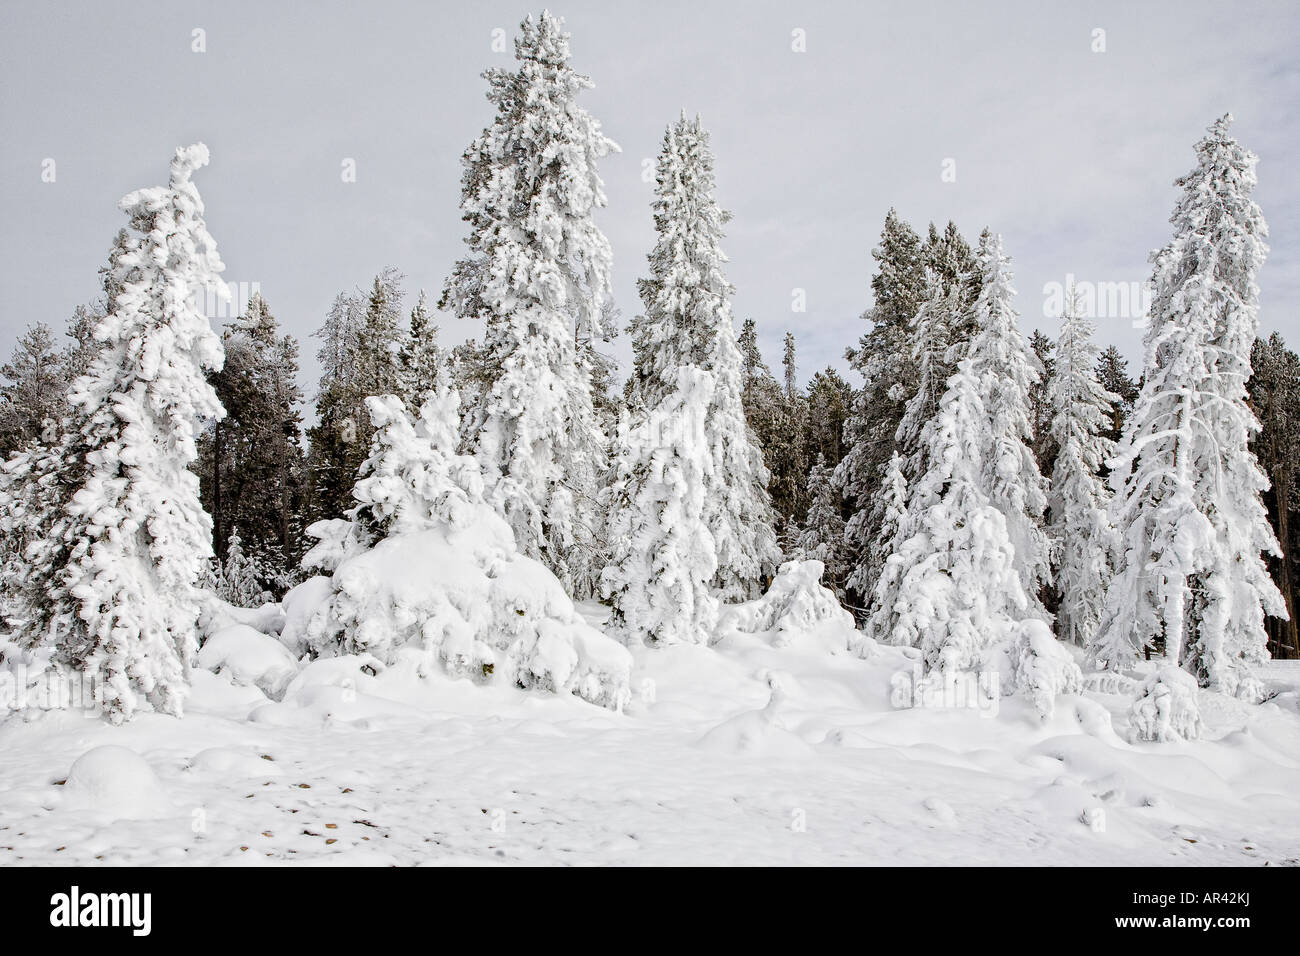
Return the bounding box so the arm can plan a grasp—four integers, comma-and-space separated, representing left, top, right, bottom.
696, 674, 815, 757
62, 746, 172, 819
1007, 620, 1084, 719
200, 591, 285, 640
197, 624, 300, 700
1128, 666, 1203, 742
722, 560, 858, 652
279, 575, 333, 657
186, 747, 283, 778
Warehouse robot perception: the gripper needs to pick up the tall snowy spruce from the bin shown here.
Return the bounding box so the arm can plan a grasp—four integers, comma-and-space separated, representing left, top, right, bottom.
440, 11, 614, 598
968, 232, 1052, 616
836, 210, 927, 604
1095, 116, 1284, 701
865, 359, 1027, 670
1047, 288, 1119, 647
602, 368, 719, 645
629, 114, 778, 601
1, 144, 227, 722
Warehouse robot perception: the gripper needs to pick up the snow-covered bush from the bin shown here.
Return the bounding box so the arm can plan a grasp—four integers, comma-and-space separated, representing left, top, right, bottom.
197, 624, 299, 700
301, 390, 632, 710
1128, 666, 1203, 742
724, 560, 857, 651
1008, 620, 1083, 718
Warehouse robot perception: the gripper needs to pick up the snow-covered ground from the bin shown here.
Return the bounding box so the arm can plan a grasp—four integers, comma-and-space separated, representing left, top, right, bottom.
2, 601, 1297, 867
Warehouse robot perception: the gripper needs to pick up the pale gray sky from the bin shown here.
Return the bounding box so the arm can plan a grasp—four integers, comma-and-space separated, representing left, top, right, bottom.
2, 0, 1297, 392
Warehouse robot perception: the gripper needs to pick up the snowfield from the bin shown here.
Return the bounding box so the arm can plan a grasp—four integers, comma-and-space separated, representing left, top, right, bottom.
1, 598, 1297, 867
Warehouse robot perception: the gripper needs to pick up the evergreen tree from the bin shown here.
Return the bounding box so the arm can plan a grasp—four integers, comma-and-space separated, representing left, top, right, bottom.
583, 299, 623, 438
835, 210, 928, 608
602, 367, 719, 645
197, 293, 305, 585
804, 366, 853, 467
1096, 116, 1284, 700
440, 11, 613, 598
738, 318, 769, 381
0, 322, 66, 456
62, 302, 104, 386
1028, 328, 1058, 475
1047, 288, 1119, 647
1095, 345, 1139, 444
629, 115, 727, 409
398, 290, 442, 409
771, 331, 810, 537
865, 359, 1026, 668
735, 318, 791, 518
923, 220, 980, 350
206, 530, 272, 608
796, 452, 848, 595
1248, 332, 1300, 658
708, 288, 780, 599
306, 270, 405, 523
1, 144, 227, 722
782, 331, 797, 400
968, 231, 1052, 615
356, 270, 407, 405
630, 115, 778, 598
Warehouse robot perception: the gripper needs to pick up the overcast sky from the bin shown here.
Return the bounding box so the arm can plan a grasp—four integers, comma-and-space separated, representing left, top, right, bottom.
2, 0, 1297, 393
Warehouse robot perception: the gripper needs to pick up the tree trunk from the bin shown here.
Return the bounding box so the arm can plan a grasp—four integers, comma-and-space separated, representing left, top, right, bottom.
1275, 464, 1299, 658
212, 418, 224, 560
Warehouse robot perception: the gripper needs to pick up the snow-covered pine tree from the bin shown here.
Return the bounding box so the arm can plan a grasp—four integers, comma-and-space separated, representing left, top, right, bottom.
629, 115, 728, 408
307, 269, 405, 522
630, 114, 778, 599
804, 366, 853, 467
894, 275, 959, 494
968, 231, 1052, 616
440, 11, 613, 598
857, 274, 955, 591
398, 290, 442, 410
1096, 115, 1285, 700
707, 293, 781, 599
356, 270, 408, 407
582, 299, 623, 439
602, 367, 719, 645
207, 530, 272, 608
62, 301, 105, 387
865, 358, 1026, 669
1095, 344, 1139, 445
1047, 287, 1120, 647
735, 318, 792, 519
3, 144, 227, 722
836, 209, 928, 607
1028, 328, 1058, 476
0, 322, 66, 456
773, 331, 810, 536
795, 452, 848, 595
